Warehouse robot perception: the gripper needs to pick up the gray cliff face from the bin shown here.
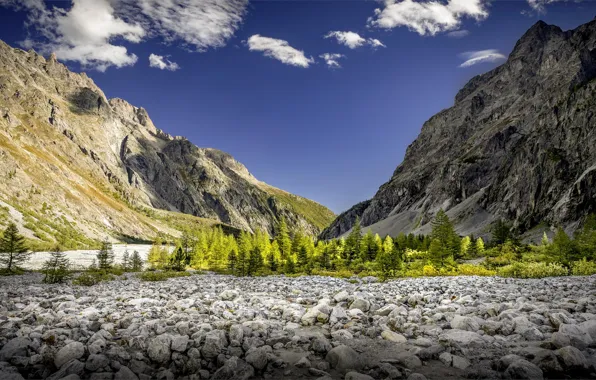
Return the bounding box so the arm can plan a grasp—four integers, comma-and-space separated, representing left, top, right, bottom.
0, 40, 334, 241
321, 19, 596, 241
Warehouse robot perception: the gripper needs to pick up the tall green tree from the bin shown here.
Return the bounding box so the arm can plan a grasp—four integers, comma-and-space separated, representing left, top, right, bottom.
429, 210, 460, 265
276, 217, 292, 263
360, 229, 380, 262
121, 250, 130, 271
297, 245, 309, 272
344, 217, 362, 265
0, 223, 29, 272
550, 227, 579, 266
247, 246, 263, 276
236, 231, 251, 276
96, 240, 114, 270
42, 247, 70, 284
130, 251, 143, 272
492, 219, 513, 246
170, 247, 188, 271
575, 214, 596, 260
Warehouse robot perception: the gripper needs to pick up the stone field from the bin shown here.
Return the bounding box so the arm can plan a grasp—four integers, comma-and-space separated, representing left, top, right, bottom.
1, 273, 596, 380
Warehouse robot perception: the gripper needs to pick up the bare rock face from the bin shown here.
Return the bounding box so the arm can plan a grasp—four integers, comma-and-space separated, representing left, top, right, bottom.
322, 19, 596, 241
0, 40, 334, 241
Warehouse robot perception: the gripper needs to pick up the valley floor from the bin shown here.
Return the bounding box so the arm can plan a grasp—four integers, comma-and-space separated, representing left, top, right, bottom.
0, 274, 595, 380
24, 245, 153, 271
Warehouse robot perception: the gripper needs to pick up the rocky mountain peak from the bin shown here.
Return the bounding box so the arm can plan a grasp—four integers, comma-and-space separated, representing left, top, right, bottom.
0, 39, 335, 243
322, 17, 596, 242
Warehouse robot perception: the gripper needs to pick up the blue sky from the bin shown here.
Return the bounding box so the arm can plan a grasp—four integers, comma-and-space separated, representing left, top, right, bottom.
0, 1, 595, 214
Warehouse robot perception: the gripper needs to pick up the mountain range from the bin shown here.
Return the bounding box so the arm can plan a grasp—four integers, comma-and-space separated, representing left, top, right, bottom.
322, 18, 596, 242
0, 40, 335, 247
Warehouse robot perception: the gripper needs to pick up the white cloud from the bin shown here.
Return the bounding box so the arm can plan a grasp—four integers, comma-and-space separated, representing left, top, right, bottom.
447, 29, 470, 38
247, 35, 314, 68
369, 0, 488, 36
324, 31, 386, 49
319, 53, 345, 69
149, 54, 180, 71
0, 0, 249, 71
526, 0, 570, 12
1, 0, 143, 71
123, 0, 248, 51
459, 49, 506, 67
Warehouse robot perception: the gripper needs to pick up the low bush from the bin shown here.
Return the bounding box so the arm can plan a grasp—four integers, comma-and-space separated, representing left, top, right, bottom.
72, 271, 115, 286
456, 264, 496, 276
571, 259, 596, 276
137, 271, 191, 282
497, 261, 568, 279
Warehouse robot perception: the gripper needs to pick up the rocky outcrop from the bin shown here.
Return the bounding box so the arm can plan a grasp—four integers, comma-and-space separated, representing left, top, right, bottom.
0, 40, 334, 242
322, 19, 596, 241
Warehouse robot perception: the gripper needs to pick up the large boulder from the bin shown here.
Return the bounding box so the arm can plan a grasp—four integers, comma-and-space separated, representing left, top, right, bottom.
556, 346, 587, 371
326, 345, 363, 372
0, 338, 31, 361
147, 334, 172, 364
211, 357, 254, 380
450, 315, 480, 332
54, 342, 85, 369
504, 359, 543, 380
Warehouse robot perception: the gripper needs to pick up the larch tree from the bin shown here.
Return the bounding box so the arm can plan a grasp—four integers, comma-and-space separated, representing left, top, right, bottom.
0, 223, 29, 272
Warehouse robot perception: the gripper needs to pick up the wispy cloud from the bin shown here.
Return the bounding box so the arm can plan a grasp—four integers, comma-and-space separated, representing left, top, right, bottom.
368, 0, 488, 36
122, 0, 248, 51
447, 29, 470, 38
319, 53, 345, 69
324, 31, 385, 49
247, 35, 314, 68
526, 0, 569, 12
459, 49, 506, 67
149, 54, 180, 71
0, 0, 249, 71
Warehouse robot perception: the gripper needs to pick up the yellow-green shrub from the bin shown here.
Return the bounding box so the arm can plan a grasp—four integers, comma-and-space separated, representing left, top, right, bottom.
571, 259, 596, 276
422, 265, 439, 276
456, 264, 496, 276
497, 262, 568, 278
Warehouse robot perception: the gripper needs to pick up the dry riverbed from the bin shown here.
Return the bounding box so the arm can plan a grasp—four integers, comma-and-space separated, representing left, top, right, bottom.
0, 274, 595, 379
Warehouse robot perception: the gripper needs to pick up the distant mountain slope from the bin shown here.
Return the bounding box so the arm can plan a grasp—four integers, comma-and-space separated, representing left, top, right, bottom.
321, 19, 596, 242
0, 40, 334, 247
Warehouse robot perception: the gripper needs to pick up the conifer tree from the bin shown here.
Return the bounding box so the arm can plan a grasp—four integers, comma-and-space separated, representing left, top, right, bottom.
460, 236, 471, 258
237, 232, 251, 276
475, 237, 485, 255
319, 243, 331, 270
430, 210, 460, 265
42, 247, 70, 284
492, 219, 513, 246
121, 250, 130, 271
344, 217, 362, 265
284, 256, 295, 274
248, 246, 263, 276
130, 251, 143, 272
0, 222, 29, 273
359, 229, 378, 262
541, 232, 549, 246
297, 245, 308, 272
96, 240, 114, 270
267, 249, 278, 272
228, 250, 238, 275
276, 217, 292, 263
170, 247, 187, 271
550, 227, 578, 266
